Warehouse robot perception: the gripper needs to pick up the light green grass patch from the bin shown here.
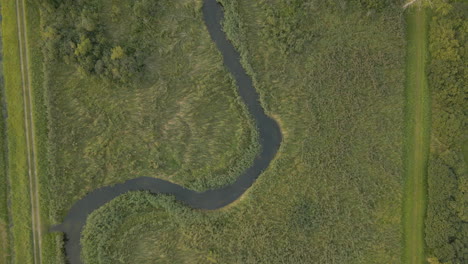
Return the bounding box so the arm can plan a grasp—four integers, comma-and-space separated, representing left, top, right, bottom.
1, 0, 33, 263
402, 7, 430, 264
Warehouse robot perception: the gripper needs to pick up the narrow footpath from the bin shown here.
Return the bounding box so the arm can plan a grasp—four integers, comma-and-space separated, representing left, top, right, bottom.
403, 7, 430, 264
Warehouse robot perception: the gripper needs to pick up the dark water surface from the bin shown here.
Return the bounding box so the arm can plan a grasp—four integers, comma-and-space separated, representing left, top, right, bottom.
53, 1, 282, 263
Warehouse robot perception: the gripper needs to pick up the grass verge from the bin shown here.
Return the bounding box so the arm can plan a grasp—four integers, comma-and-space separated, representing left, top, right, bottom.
1, 0, 33, 262
402, 7, 430, 264
0, 73, 10, 264
22, 0, 65, 262
0, 3, 11, 261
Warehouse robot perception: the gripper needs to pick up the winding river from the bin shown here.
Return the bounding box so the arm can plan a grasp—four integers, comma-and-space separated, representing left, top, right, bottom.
52, 0, 282, 263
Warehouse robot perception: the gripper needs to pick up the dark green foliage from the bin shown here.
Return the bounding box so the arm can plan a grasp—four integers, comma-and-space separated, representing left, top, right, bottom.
260, 0, 314, 54
356, 0, 390, 10
425, 1, 468, 263
426, 157, 466, 262
39, 0, 165, 84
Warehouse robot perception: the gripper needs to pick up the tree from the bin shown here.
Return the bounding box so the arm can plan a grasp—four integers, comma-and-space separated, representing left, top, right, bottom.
75, 36, 92, 57
111, 46, 125, 60
427, 257, 449, 264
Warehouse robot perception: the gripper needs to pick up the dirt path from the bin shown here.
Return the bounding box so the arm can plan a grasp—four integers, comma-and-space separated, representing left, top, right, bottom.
403, 8, 430, 264
14, 0, 42, 263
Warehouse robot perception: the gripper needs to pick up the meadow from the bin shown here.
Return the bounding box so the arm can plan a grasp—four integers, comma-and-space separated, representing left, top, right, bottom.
81, 0, 407, 263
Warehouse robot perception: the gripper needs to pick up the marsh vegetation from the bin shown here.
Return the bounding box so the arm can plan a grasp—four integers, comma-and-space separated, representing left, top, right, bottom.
40, 0, 258, 226
3, 0, 464, 263
81, 0, 407, 263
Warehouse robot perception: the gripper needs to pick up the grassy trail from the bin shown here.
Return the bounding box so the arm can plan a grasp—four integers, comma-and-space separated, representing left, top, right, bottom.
15, 0, 43, 262
403, 8, 430, 264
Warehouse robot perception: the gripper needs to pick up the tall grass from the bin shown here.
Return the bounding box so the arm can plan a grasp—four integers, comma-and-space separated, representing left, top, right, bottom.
40, 0, 258, 222
82, 0, 407, 263
23, 0, 66, 262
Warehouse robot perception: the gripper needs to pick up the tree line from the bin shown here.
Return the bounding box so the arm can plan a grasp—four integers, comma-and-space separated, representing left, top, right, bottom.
425, 1, 467, 263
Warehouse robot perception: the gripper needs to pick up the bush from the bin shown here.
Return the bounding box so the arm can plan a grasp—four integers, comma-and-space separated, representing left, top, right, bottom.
260, 0, 314, 55
38, 0, 150, 84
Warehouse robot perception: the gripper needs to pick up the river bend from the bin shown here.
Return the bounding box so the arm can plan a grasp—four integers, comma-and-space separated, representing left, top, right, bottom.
53, 1, 282, 263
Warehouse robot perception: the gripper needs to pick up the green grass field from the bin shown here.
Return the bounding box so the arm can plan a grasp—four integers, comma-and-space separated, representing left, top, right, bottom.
402, 7, 430, 264
0, 5, 11, 261
1, 0, 34, 263
81, 0, 407, 263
